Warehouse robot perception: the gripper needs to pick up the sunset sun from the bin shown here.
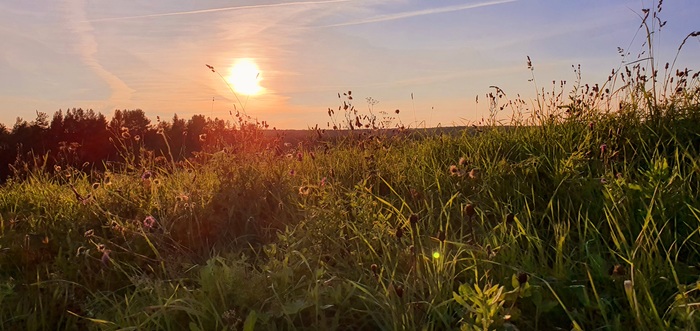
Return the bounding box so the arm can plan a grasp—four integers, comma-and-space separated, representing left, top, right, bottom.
226, 59, 263, 96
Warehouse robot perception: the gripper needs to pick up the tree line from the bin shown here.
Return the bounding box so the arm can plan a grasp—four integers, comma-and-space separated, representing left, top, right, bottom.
0, 108, 270, 183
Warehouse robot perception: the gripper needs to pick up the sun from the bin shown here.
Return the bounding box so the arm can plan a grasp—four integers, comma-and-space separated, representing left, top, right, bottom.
226, 59, 263, 96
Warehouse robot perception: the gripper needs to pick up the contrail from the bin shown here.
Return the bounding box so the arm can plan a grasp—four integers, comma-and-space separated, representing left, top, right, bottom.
86, 0, 350, 23
65, 0, 134, 107
321, 0, 517, 27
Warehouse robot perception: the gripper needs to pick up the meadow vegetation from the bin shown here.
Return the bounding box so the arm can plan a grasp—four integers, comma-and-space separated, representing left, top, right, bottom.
1, 3, 700, 330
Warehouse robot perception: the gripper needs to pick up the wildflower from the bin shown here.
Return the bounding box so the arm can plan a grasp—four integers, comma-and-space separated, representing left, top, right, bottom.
320, 177, 327, 186
121, 131, 131, 139
459, 157, 468, 167
134, 135, 141, 142
588, 122, 594, 130
143, 216, 156, 229
370, 263, 378, 275
54, 165, 61, 172
296, 152, 303, 162
84, 229, 94, 238
600, 144, 607, 155
141, 171, 152, 180
468, 168, 479, 179
289, 169, 296, 176
286, 153, 293, 159
449, 165, 462, 176
298, 185, 310, 195
101, 249, 111, 266
199, 133, 207, 142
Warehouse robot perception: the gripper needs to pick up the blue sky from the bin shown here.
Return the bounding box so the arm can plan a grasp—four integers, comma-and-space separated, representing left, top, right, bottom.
1, 0, 698, 129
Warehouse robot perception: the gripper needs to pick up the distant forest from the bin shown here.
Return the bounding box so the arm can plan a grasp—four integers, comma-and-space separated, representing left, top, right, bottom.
0, 108, 273, 183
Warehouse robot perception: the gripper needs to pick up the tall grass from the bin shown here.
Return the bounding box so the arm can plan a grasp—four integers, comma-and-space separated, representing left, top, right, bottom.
1, 2, 699, 330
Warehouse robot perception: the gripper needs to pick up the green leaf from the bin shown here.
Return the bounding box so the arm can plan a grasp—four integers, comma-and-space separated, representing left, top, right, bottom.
511, 274, 519, 289
243, 310, 257, 331
627, 183, 642, 191
189, 322, 203, 331
453, 291, 468, 308
282, 299, 312, 315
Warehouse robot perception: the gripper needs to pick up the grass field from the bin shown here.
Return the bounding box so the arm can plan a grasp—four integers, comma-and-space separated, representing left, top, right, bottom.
1, 7, 700, 331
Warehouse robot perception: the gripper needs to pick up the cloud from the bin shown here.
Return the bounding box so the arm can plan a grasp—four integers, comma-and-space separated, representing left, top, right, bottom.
86, 0, 350, 23
64, 0, 134, 108
320, 0, 517, 27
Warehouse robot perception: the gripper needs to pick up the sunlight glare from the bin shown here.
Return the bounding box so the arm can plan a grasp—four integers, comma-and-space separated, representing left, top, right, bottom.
226, 59, 263, 96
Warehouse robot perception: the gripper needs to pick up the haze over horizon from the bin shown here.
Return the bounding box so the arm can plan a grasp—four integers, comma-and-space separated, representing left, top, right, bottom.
1, 0, 699, 129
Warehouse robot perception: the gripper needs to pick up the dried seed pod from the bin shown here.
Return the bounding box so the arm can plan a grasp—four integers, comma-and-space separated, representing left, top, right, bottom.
437, 230, 446, 243
464, 204, 476, 219
370, 264, 378, 275
517, 272, 529, 286
409, 214, 419, 227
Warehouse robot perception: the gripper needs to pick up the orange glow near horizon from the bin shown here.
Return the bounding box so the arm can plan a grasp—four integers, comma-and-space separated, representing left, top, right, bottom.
226, 58, 263, 96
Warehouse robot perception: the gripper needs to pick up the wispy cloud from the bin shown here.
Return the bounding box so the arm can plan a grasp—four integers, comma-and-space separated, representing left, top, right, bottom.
321, 0, 516, 27
64, 0, 133, 107
86, 0, 350, 23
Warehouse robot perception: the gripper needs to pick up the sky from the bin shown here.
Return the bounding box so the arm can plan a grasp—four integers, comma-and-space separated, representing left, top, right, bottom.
1, 0, 699, 129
